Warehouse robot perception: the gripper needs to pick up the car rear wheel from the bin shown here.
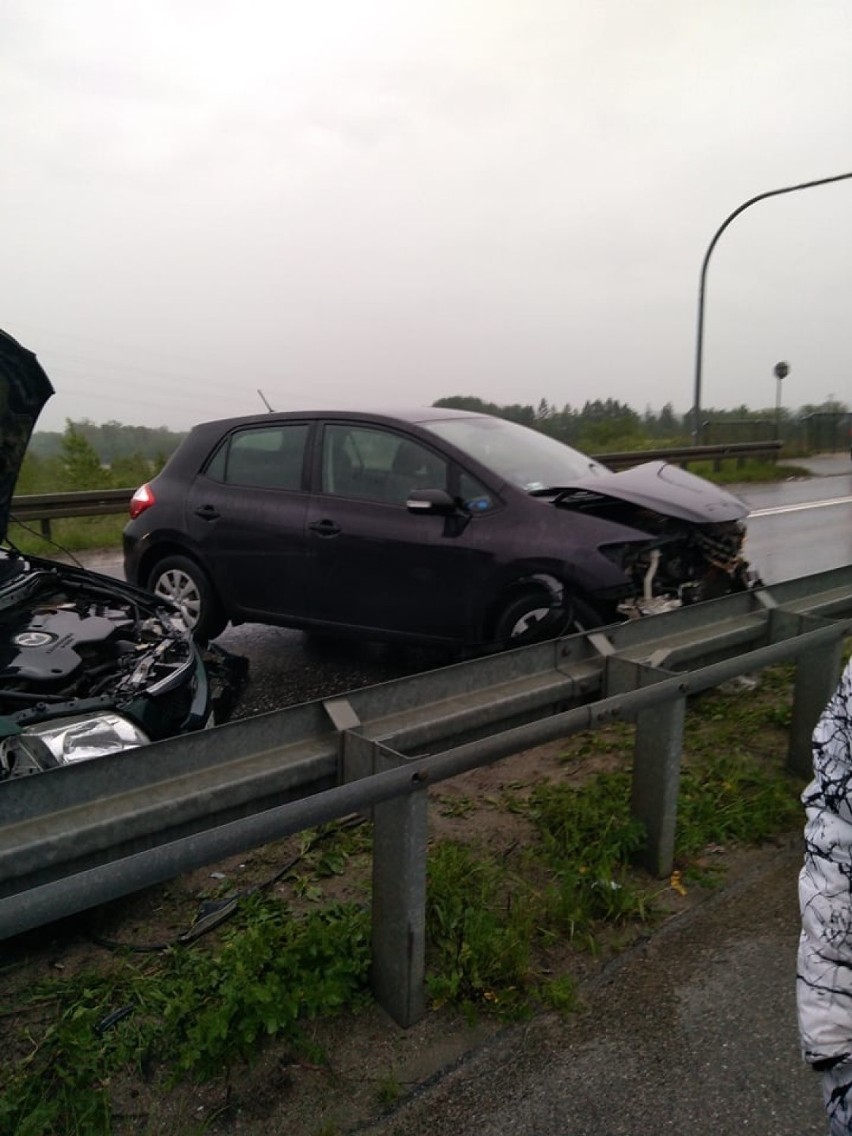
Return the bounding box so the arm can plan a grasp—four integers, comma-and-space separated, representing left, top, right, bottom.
493, 589, 602, 648
147, 556, 227, 641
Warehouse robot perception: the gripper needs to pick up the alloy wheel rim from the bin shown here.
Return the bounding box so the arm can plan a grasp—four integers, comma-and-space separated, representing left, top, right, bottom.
154, 569, 201, 629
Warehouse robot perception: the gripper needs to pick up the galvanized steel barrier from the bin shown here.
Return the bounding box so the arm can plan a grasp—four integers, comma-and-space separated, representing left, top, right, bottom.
2, 564, 851, 1026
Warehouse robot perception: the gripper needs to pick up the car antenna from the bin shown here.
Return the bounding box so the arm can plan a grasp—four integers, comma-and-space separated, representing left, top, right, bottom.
257, 389, 275, 413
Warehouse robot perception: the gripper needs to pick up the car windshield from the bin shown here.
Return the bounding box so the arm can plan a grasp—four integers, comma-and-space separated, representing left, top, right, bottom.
421, 416, 609, 492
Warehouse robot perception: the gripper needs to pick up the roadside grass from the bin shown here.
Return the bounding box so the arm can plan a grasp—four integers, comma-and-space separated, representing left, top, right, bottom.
0, 664, 807, 1135
689, 458, 812, 484
676, 667, 800, 859
7, 515, 125, 558
1, 901, 373, 1136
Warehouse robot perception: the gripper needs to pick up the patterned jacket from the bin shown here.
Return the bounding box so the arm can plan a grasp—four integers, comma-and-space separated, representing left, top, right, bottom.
798, 657, 852, 1065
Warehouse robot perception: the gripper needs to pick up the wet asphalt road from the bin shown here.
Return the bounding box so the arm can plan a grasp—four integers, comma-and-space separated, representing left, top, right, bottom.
215, 624, 450, 717
741, 454, 852, 586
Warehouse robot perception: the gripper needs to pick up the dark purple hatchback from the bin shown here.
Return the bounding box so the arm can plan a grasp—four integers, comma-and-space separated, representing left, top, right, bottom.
122, 408, 757, 648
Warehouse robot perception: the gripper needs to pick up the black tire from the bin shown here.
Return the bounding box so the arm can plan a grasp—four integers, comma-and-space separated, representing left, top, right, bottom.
147, 555, 227, 641
493, 589, 603, 649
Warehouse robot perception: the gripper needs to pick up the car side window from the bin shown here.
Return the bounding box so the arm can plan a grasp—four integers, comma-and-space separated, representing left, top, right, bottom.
321, 424, 448, 505
206, 424, 308, 490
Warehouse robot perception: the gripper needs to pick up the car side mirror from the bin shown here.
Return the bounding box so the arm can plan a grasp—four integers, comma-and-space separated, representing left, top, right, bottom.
406, 488, 459, 516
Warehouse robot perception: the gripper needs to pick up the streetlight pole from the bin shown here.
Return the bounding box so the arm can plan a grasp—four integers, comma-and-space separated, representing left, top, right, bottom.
692, 171, 852, 443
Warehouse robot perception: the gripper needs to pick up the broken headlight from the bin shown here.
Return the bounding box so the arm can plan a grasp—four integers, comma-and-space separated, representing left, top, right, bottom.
0, 713, 151, 777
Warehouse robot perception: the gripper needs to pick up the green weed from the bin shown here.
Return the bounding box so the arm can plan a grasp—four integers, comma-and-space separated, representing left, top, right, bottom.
524, 774, 652, 945
425, 842, 537, 1012
1, 898, 370, 1135
525, 773, 646, 867
156, 897, 370, 1080
375, 1070, 403, 1105
675, 670, 803, 857
676, 753, 802, 858
436, 794, 477, 818
537, 974, 578, 1014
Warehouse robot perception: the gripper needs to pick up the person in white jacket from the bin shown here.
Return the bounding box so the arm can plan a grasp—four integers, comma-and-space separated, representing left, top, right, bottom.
798, 655, 852, 1134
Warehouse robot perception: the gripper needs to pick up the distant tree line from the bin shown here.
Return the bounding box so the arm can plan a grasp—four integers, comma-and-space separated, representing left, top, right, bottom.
433, 395, 850, 453
28, 419, 186, 465
14, 396, 850, 499
17, 420, 183, 495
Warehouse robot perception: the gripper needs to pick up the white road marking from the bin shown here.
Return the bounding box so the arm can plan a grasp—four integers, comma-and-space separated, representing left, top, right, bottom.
749, 495, 852, 518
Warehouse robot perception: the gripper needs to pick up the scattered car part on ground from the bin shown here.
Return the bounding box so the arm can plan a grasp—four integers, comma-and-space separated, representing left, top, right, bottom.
123, 406, 759, 648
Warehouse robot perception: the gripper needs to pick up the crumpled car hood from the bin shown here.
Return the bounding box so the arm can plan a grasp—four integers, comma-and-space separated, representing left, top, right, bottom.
551, 460, 749, 524
0, 330, 54, 544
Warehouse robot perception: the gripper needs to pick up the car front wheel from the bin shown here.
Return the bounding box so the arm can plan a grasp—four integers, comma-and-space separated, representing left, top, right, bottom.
493, 589, 602, 648
147, 555, 227, 641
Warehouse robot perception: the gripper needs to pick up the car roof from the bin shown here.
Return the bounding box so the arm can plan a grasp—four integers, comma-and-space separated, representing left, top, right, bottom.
188, 406, 488, 435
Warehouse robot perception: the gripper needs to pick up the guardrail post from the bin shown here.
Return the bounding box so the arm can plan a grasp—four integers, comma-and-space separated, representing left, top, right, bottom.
631, 696, 687, 878
340, 732, 429, 1028
371, 771, 428, 1028
604, 657, 686, 878
788, 638, 845, 778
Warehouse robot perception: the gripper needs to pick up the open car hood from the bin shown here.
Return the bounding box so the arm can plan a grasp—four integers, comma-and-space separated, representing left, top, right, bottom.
552, 460, 749, 524
0, 330, 54, 544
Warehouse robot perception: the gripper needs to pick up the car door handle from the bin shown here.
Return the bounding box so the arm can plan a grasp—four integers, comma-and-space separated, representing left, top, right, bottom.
308, 519, 341, 538
193, 505, 221, 521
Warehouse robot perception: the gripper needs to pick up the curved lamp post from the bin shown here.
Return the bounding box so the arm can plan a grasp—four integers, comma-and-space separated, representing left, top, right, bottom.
692, 171, 852, 443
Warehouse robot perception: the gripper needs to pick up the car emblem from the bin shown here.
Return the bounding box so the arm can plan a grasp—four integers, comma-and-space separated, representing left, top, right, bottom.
13, 631, 55, 648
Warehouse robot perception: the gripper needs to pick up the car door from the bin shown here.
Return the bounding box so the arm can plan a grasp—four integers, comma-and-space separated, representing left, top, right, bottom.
305, 422, 494, 641
184, 421, 312, 621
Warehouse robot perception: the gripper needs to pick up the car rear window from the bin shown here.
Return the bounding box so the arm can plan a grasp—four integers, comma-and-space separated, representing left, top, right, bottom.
206, 424, 308, 490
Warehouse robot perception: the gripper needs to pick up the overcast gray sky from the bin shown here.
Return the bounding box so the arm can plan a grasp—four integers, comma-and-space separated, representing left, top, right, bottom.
2, 0, 851, 433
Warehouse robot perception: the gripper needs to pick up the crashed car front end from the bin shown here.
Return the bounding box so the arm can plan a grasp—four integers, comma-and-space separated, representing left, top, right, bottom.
0, 553, 246, 779
0, 327, 247, 779
602, 514, 754, 619
550, 460, 758, 619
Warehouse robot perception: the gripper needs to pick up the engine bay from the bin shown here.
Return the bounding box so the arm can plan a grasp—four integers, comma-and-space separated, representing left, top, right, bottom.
0, 565, 194, 711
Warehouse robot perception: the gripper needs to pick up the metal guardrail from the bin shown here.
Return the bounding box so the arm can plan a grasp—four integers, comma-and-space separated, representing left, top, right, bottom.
9, 441, 783, 537
10, 487, 133, 538
2, 565, 851, 1025
598, 439, 782, 471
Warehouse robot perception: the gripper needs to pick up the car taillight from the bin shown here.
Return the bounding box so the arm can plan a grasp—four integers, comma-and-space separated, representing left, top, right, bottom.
129, 484, 156, 519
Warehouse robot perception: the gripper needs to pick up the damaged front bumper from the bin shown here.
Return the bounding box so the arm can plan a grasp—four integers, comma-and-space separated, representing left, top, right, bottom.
0, 642, 248, 777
